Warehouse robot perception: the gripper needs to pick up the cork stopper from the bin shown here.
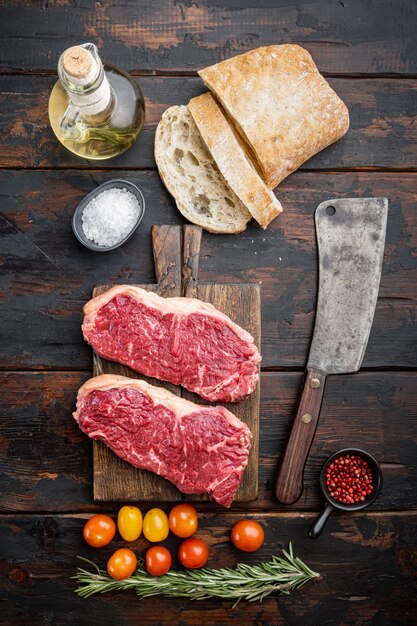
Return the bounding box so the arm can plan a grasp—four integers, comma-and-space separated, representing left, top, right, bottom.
62, 46, 93, 79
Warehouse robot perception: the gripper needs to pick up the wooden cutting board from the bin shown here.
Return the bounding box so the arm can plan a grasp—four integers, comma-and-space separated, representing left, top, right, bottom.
92, 224, 260, 504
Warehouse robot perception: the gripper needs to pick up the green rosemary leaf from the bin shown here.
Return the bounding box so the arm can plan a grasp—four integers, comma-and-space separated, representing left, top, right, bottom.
73, 546, 319, 603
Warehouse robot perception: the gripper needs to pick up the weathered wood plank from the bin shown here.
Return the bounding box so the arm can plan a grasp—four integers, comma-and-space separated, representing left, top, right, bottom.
1, 512, 416, 625
0, 0, 416, 75
1, 371, 416, 513
0, 170, 415, 370
1, 75, 417, 170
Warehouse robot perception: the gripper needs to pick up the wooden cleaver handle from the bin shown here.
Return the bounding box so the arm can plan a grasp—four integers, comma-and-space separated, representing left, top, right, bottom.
275, 368, 327, 504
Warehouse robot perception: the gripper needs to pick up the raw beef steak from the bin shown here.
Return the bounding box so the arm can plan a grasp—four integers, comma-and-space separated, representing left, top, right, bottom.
82, 285, 261, 403
74, 375, 252, 507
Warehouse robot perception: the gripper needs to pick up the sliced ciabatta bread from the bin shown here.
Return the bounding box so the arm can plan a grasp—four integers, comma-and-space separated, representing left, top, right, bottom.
188, 93, 283, 229
154, 105, 251, 234
199, 44, 349, 189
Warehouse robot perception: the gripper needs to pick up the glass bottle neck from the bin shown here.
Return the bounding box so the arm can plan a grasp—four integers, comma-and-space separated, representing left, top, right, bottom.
58, 43, 112, 117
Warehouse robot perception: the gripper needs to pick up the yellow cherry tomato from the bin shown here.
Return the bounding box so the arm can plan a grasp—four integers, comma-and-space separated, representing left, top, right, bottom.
143, 508, 169, 542
117, 506, 143, 542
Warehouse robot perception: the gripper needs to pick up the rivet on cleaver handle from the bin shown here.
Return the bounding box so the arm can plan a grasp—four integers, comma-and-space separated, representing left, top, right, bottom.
275, 197, 388, 505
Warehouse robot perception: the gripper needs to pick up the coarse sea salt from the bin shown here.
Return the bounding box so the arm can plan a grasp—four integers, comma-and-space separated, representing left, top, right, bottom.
82, 187, 140, 247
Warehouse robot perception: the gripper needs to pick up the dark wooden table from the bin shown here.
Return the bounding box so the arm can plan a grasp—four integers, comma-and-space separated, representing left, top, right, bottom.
1, 2, 416, 625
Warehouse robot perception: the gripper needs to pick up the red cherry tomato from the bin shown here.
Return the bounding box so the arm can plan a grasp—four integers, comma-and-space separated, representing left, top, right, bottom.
178, 538, 209, 569
83, 514, 116, 548
231, 520, 264, 552
169, 504, 198, 538
145, 546, 172, 576
107, 548, 137, 580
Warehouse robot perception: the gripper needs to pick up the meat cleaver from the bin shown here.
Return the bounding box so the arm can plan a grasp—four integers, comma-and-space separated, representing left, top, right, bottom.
275, 197, 388, 505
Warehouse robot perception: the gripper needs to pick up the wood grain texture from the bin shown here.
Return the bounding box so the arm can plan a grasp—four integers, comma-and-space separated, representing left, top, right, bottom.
1, 2, 416, 622
183, 282, 261, 503
181, 224, 260, 502
1, 371, 416, 514
0, 1, 416, 74
1, 75, 417, 170
93, 225, 182, 502
1, 512, 416, 626
91, 225, 260, 503
151, 224, 182, 296
0, 170, 415, 371
275, 368, 326, 504
182, 224, 202, 296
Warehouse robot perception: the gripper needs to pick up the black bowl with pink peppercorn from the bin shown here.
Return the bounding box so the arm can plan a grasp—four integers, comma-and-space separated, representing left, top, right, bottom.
308, 448, 383, 539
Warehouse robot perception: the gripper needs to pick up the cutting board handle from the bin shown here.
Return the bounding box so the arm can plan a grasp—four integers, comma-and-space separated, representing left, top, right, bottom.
182, 225, 202, 296
151, 225, 182, 297
275, 368, 327, 504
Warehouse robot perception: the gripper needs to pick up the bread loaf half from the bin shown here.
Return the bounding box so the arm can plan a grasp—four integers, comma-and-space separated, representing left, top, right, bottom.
188, 93, 282, 229
154, 105, 252, 234
199, 44, 349, 189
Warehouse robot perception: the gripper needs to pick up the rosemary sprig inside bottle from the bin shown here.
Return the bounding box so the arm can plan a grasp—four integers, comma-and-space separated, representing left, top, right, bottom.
74, 544, 319, 606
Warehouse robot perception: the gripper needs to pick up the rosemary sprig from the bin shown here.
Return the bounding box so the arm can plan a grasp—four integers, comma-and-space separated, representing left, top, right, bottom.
74, 544, 319, 606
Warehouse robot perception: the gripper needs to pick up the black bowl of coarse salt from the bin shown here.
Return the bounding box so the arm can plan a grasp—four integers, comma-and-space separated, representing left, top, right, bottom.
72, 179, 145, 251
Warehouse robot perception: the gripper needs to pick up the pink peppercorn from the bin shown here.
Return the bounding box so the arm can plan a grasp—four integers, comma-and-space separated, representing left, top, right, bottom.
325, 453, 374, 505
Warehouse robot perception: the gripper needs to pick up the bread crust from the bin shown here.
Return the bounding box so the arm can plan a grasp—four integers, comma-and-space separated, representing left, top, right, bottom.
199, 44, 350, 189
154, 105, 251, 234
188, 93, 282, 229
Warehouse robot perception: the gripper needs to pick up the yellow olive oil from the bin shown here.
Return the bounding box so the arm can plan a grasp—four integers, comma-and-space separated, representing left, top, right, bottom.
48, 45, 145, 160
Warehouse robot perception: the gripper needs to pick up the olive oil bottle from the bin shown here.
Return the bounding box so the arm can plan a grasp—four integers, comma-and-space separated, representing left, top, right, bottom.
49, 43, 145, 160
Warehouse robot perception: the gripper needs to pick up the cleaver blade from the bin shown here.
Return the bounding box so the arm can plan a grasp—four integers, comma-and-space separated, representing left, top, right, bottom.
309, 197, 388, 374
275, 197, 388, 506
